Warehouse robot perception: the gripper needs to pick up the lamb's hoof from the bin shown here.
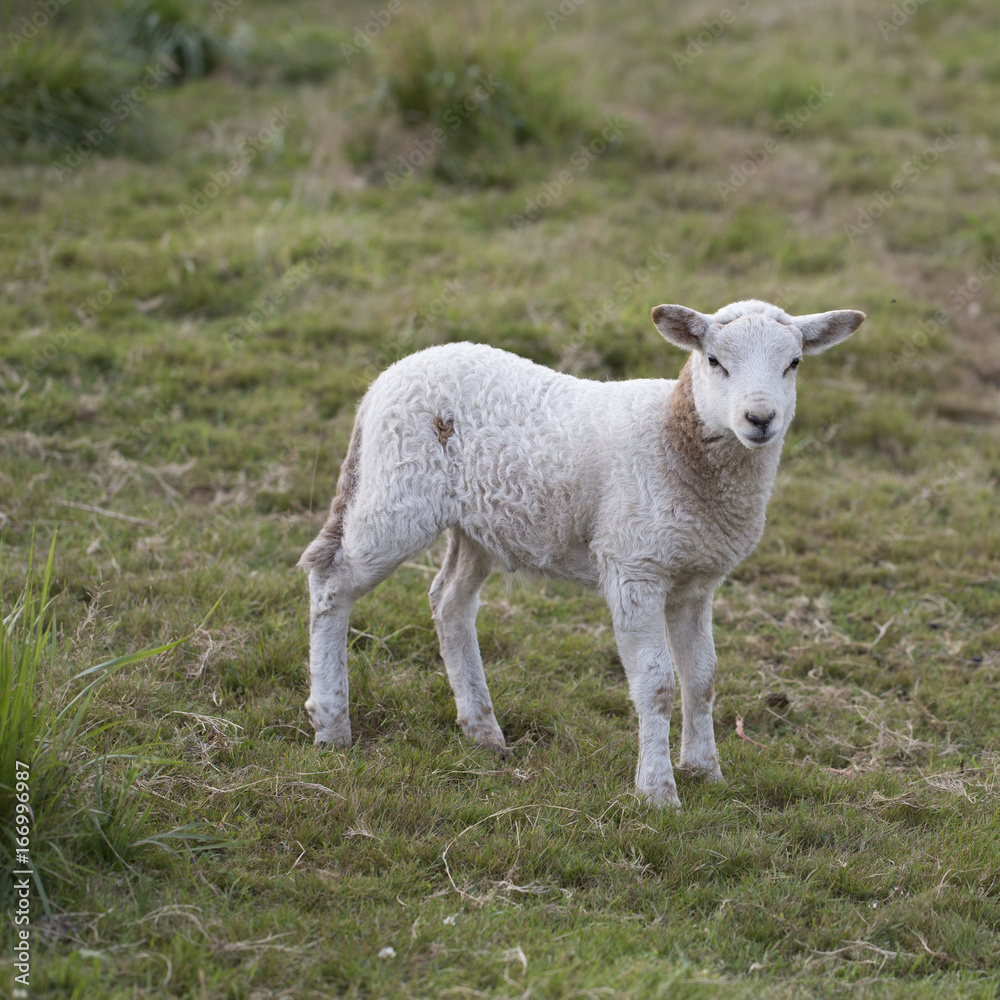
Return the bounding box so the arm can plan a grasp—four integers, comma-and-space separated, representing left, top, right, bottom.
306, 698, 352, 748
641, 788, 682, 810
470, 732, 508, 757
677, 762, 725, 783
637, 779, 682, 810
459, 714, 506, 756
314, 731, 352, 749
475, 740, 510, 760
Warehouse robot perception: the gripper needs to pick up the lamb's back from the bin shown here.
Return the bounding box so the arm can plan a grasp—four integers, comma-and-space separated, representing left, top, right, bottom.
364, 343, 673, 577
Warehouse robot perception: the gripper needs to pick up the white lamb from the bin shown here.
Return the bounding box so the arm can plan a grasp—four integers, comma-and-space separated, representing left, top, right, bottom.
299, 299, 865, 807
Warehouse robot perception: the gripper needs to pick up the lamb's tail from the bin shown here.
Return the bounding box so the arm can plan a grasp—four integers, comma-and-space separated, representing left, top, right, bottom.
298, 414, 363, 574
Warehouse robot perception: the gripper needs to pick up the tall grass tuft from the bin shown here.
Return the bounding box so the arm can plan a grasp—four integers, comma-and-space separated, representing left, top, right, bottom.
104, 0, 239, 82
0, 37, 143, 153
0, 540, 56, 844
0, 0, 243, 156
350, 17, 607, 186
0, 538, 217, 912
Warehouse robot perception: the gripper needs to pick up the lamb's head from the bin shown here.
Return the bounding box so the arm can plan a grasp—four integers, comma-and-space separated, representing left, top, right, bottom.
651, 298, 865, 450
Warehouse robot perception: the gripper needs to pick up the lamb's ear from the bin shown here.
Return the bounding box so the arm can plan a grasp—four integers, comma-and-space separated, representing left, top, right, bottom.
793, 309, 866, 355
651, 304, 713, 351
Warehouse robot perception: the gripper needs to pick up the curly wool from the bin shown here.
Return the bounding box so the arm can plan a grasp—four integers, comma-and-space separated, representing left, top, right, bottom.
302, 342, 774, 595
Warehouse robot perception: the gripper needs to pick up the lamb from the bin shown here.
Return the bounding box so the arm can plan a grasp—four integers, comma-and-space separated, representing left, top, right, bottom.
299, 299, 865, 807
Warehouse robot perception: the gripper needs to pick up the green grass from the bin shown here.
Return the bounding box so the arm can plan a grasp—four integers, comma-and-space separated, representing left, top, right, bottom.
2, 0, 1000, 996
0, 537, 218, 920
0, 34, 151, 154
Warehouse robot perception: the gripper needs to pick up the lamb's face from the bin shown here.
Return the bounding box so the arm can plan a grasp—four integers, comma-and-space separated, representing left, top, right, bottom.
694, 316, 802, 449
653, 299, 865, 449
651, 299, 866, 451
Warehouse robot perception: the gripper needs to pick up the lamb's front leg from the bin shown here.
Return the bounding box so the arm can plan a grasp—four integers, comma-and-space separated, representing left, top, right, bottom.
666, 592, 723, 781
610, 586, 680, 808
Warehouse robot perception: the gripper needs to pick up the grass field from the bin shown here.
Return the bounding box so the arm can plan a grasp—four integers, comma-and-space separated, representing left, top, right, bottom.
2, 0, 1000, 996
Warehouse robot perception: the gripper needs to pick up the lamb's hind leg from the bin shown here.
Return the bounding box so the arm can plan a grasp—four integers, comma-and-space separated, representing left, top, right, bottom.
304, 568, 356, 746
303, 537, 390, 747
301, 500, 442, 747
304, 528, 441, 745
300, 417, 366, 747
429, 529, 504, 751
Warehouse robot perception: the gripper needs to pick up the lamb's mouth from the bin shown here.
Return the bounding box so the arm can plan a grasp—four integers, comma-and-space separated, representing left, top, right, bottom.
739, 430, 778, 448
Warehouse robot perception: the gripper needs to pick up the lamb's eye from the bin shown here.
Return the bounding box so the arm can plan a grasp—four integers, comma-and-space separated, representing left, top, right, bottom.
786, 357, 801, 374
707, 356, 729, 376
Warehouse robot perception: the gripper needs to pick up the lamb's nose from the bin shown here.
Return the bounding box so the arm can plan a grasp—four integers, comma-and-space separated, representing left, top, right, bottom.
745, 410, 775, 429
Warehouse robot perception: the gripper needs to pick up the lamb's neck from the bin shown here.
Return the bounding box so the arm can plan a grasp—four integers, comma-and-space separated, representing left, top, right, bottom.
663, 360, 783, 522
